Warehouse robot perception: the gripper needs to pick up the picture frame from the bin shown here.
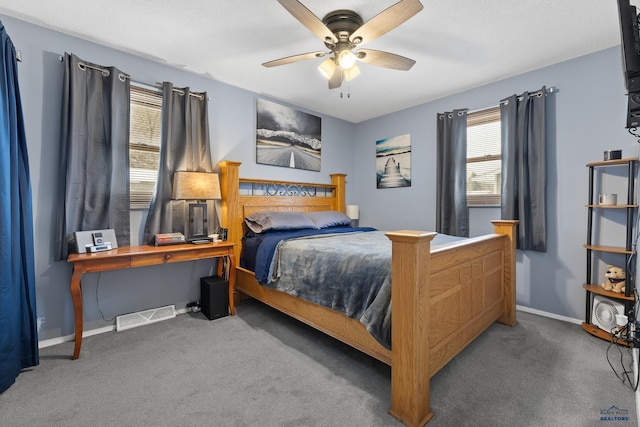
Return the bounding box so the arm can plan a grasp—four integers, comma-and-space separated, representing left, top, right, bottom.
376, 134, 411, 188
256, 98, 322, 172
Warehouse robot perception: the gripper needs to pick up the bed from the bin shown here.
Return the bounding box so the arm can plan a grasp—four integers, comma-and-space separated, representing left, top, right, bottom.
218, 160, 517, 427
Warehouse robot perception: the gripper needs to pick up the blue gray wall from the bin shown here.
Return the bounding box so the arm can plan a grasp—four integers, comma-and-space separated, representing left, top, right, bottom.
3, 13, 634, 344
352, 47, 636, 321
2, 15, 356, 343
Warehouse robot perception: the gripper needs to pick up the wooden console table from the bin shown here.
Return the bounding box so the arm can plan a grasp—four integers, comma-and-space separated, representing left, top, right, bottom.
67, 242, 236, 360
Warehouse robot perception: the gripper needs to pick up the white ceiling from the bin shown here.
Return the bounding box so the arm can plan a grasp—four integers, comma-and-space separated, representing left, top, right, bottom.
0, 0, 627, 123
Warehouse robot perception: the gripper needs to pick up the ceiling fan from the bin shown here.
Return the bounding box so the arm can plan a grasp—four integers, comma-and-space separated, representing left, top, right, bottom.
262, 0, 424, 89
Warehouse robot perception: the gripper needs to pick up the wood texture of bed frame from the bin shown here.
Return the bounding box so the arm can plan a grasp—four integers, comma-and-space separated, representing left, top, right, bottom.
218, 160, 517, 427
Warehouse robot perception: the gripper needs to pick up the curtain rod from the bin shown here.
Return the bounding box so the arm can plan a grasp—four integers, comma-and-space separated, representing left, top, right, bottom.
57, 55, 207, 101
500, 86, 557, 106
467, 86, 557, 114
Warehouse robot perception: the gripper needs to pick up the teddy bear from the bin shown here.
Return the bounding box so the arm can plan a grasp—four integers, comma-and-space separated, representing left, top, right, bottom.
601, 265, 626, 293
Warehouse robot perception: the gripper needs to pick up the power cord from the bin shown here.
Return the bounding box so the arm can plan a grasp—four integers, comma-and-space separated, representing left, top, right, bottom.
607, 324, 639, 391
95, 272, 115, 322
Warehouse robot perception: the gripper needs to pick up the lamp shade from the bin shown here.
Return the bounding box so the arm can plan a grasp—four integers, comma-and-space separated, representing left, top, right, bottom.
172, 171, 221, 200
344, 64, 360, 81
346, 204, 359, 220
319, 58, 337, 79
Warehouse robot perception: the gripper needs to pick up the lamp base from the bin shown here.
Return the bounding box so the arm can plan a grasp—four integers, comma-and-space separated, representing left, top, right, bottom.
187, 202, 210, 241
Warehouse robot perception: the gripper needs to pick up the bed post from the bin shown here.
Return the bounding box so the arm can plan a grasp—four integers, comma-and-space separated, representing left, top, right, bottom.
218, 160, 242, 252
386, 230, 437, 427
491, 220, 518, 327
330, 173, 346, 213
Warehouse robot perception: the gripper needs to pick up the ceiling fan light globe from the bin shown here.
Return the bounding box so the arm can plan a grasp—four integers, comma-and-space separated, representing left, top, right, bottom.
318, 58, 337, 79
344, 64, 360, 81
337, 49, 356, 69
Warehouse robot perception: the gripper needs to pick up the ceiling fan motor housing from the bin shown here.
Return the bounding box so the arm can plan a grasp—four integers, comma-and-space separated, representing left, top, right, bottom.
322, 9, 363, 46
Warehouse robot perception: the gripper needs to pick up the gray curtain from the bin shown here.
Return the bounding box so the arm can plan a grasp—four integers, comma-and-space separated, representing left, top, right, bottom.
55, 53, 130, 261
143, 82, 214, 244
436, 109, 469, 237
500, 87, 547, 252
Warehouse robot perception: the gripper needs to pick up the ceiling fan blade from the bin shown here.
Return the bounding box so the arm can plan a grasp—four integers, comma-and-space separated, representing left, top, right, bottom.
277, 0, 337, 44
357, 49, 416, 70
328, 68, 344, 89
262, 51, 326, 67
350, 0, 423, 46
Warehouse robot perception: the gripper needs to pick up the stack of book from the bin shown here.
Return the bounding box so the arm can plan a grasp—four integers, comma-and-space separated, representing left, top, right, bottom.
154, 232, 186, 246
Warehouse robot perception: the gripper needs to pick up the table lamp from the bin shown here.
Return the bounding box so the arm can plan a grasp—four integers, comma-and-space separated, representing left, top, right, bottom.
346, 204, 359, 227
172, 171, 221, 242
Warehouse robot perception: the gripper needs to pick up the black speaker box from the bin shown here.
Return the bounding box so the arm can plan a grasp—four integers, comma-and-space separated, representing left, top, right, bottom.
627, 91, 640, 128
200, 275, 229, 320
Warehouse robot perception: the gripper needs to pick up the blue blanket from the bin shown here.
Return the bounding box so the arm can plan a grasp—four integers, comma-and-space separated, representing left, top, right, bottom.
253, 226, 376, 284
252, 228, 464, 349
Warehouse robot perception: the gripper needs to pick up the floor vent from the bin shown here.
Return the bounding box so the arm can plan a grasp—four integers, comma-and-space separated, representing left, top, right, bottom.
116, 305, 176, 332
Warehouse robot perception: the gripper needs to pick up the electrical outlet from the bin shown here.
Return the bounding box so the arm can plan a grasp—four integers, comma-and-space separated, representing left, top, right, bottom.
37, 317, 45, 332
186, 301, 200, 312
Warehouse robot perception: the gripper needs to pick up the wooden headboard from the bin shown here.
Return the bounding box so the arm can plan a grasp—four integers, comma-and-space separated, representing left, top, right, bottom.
217, 160, 346, 256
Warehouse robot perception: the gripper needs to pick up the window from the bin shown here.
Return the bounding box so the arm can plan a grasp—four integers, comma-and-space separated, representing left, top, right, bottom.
467, 106, 501, 206
130, 86, 162, 209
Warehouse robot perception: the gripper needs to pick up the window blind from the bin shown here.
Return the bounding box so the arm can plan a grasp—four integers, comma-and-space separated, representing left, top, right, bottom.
130, 86, 162, 209
467, 106, 501, 206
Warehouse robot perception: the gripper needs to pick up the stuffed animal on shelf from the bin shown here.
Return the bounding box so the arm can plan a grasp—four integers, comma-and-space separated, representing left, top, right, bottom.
601, 265, 626, 293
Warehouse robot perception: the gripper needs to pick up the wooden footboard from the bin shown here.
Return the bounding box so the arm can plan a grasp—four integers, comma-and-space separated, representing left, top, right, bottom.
387, 223, 516, 426
217, 160, 517, 427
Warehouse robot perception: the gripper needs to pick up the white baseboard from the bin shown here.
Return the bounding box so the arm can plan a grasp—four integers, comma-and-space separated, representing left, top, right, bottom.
39, 306, 575, 349
516, 305, 582, 325
38, 307, 191, 349
38, 325, 115, 349
39, 306, 577, 349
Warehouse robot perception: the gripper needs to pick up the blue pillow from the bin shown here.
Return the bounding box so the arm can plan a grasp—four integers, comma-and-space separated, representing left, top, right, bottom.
244, 211, 316, 233
305, 210, 352, 229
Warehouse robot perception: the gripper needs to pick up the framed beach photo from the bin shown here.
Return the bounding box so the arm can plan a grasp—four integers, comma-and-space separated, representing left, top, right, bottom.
376, 134, 411, 188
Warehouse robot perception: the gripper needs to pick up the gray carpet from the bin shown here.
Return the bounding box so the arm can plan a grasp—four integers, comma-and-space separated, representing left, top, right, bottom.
1, 299, 637, 427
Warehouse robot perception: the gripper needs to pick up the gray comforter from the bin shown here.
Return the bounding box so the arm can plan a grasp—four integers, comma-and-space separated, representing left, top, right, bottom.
262, 230, 463, 349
